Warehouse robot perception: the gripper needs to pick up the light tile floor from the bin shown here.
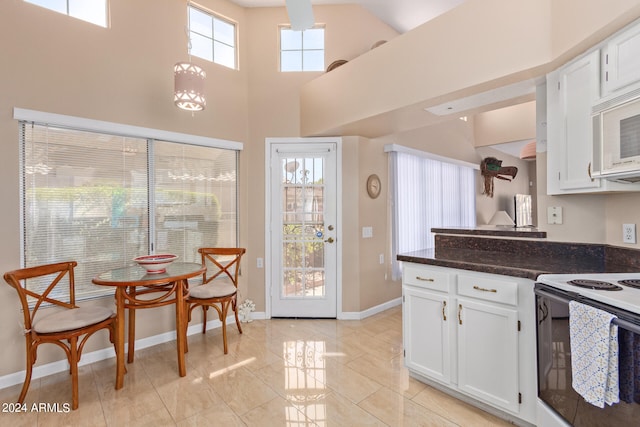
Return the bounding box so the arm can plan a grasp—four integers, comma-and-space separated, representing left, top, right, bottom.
0, 306, 514, 426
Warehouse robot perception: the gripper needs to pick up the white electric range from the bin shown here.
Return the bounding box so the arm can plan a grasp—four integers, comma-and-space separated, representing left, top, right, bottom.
534, 272, 640, 427
537, 272, 640, 315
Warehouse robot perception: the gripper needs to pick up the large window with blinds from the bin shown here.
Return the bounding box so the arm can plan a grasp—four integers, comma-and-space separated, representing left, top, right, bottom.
20, 120, 239, 300
386, 145, 477, 280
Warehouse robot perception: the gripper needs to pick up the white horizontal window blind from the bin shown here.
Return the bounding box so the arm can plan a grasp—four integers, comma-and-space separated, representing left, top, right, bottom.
20, 121, 238, 301
389, 149, 476, 280
153, 141, 237, 263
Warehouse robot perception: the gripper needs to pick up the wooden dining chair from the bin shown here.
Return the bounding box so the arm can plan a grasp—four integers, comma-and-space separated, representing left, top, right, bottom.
3, 261, 116, 410
186, 248, 246, 354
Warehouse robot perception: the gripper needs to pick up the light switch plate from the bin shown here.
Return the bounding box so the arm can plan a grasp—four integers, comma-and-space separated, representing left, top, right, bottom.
547, 206, 563, 224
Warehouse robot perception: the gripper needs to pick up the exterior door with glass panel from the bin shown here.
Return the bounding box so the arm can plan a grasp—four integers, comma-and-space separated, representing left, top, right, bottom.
270, 142, 337, 318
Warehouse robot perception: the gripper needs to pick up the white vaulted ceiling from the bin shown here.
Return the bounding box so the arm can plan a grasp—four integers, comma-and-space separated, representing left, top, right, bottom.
229, 0, 467, 33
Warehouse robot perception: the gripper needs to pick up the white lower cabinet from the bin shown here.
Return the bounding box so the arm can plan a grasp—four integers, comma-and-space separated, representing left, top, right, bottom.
457, 297, 519, 413
402, 263, 536, 426
403, 286, 452, 384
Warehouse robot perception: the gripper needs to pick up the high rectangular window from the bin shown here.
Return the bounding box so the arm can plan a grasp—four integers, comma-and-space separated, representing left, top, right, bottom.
20, 118, 239, 301
280, 26, 325, 72
25, 0, 108, 27
189, 4, 237, 70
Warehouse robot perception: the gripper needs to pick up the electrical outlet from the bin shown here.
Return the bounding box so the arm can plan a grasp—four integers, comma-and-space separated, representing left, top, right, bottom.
623, 224, 637, 244
257, 257, 264, 268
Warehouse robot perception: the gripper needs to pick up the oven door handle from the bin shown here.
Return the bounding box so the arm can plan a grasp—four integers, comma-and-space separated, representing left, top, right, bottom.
535, 285, 640, 335
538, 300, 549, 325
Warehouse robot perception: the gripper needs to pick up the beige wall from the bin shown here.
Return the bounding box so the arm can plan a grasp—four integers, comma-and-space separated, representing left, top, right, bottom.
534, 151, 640, 247
606, 193, 640, 247
341, 137, 362, 312
373, 117, 533, 228
534, 153, 607, 243
375, 118, 478, 164
300, 0, 640, 139
0, 0, 250, 378
549, 0, 640, 64
474, 102, 536, 148
243, 5, 398, 313
475, 147, 532, 225
332, 135, 401, 312
3, 0, 640, 384
300, 0, 553, 137
0, 1, 400, 379
356, 137, 400, 309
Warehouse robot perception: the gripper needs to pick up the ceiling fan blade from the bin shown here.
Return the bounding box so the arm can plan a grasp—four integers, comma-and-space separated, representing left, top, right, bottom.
286, 0, 314, 31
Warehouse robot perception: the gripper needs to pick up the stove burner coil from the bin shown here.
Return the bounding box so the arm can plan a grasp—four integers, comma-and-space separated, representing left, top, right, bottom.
618, 279, 640, 289
567, 279, 623, 291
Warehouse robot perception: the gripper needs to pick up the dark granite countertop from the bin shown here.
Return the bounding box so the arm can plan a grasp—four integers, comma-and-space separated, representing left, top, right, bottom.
431, 226, 546, 239
399, 249, 606, 280
398, 237, 640, 280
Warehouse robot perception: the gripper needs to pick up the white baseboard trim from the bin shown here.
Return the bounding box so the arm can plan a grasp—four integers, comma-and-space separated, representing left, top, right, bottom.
0, 344, 118, 391
0, 302, 396, 390
338, 297, 402, 320
0, 315, 238, 391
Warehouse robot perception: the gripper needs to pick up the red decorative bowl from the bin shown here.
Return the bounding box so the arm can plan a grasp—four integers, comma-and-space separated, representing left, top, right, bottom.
133, 254, 178, 273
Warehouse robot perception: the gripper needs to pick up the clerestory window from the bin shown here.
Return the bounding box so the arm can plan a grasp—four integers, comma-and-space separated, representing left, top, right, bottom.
280, 26, 325, 72
188, 4, 237, 70
25, 0, 108, 27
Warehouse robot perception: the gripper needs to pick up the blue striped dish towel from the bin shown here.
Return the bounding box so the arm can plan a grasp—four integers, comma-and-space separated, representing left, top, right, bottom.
569, 300, 619, 408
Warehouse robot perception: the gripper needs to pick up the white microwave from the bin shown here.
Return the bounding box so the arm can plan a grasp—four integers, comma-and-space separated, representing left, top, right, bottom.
592, 95, 640, 182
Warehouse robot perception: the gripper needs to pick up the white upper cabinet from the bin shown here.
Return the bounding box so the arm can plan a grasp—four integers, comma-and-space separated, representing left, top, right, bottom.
546, 48, 640, 194
547, 51, 604, 194
602, 20, 640, 96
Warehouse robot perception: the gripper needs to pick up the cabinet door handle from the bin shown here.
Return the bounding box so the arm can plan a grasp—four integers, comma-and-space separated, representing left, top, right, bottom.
458, 304, 462, 325
416, 276, 434, 282
588, 162, 594, 181
473, 285, 497, 293
442, 301, 447, 321
538, 300, 549, 325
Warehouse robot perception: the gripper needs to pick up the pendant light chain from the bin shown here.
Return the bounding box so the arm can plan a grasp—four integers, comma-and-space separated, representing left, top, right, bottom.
174, 0, 206, 112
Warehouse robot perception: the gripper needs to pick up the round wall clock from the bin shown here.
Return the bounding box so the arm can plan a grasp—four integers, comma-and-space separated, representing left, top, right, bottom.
366, 174, 381, 199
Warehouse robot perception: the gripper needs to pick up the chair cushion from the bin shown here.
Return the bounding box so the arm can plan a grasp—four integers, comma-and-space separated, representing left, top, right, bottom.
189, 279, 237, 299
33, 306, 114, 334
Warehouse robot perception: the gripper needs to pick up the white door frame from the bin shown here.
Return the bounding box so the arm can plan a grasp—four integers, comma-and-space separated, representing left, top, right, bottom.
264, 137, 342, 319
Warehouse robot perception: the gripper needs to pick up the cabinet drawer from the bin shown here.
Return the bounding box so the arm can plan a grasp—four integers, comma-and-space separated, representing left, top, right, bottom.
458, 274, 518, 306
403, 264, 452, 292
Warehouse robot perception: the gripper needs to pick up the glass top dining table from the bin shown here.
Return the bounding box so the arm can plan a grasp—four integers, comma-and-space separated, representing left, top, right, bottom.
94, 262, 205, 285
93, 262, 205, 389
